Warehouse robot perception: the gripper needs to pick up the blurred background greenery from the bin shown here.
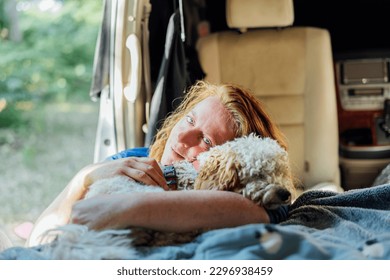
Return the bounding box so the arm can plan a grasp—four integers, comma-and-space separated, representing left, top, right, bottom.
0, 0, 101, 127
0, 0, 103, 245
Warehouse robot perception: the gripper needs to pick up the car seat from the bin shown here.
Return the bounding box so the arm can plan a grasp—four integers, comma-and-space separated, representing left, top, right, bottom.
196, 0, 341, 191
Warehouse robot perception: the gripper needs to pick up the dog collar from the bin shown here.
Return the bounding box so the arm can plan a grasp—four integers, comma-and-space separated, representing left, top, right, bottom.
163, 165, 177, 190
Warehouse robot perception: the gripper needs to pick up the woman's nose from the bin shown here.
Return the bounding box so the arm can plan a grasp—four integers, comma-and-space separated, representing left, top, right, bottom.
177, 128, 200, 147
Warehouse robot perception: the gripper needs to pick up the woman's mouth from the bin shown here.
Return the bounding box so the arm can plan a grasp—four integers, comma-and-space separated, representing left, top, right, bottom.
171, 147, 185, 161
171, 147, 196, 163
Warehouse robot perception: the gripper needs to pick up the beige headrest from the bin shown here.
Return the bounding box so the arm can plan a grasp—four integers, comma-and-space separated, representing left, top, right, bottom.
226, 0, 294, 29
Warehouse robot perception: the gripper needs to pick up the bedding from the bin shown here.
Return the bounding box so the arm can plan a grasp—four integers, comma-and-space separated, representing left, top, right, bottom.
1, 184, 389, 260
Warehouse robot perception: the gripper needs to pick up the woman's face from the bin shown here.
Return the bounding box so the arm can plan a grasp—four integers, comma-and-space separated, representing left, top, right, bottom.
161, 96, 236, 166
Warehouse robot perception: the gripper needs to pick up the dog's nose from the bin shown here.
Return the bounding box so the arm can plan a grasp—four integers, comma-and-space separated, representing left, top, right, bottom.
277, 189, 291, 203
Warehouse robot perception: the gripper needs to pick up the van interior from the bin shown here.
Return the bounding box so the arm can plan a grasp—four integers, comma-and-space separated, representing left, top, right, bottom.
92, 0, 390, 192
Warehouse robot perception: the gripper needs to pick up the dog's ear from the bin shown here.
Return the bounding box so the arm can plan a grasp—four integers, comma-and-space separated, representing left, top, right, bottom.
195, 149, 241, 191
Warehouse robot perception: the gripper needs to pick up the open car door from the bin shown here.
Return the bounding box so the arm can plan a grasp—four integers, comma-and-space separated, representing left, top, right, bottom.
90, 0, 152, 162
90, 0, 199, 162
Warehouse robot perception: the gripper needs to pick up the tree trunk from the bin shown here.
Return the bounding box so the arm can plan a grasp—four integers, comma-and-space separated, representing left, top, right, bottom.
5, 0, 22, 42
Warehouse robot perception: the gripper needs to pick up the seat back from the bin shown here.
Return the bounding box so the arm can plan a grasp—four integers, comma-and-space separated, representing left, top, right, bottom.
196, 0, 340, 189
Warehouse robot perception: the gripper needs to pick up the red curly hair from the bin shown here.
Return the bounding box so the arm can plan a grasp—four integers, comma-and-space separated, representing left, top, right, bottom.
149, 80, 287, 161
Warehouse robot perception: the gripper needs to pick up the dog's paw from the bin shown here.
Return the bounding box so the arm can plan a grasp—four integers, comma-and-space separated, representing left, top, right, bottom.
246, 183, 292, 209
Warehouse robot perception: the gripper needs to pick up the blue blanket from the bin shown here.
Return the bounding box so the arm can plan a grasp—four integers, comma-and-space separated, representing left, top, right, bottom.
1, 184, 390, 260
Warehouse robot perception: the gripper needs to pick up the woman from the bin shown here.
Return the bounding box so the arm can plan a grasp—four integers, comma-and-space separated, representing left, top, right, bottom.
27, 80, 289, 247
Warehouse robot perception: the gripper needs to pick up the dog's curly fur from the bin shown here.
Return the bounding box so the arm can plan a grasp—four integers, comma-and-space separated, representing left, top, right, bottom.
194, 134, 295, 208
41, 134, 295, 259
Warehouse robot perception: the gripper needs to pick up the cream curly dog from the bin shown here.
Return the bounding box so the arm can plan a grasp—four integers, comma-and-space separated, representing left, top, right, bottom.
41, 134, 295, 259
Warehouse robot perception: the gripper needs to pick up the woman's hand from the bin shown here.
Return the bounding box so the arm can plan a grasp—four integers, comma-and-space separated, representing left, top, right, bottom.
84, 157, 169, 191
70, 194, 130, 230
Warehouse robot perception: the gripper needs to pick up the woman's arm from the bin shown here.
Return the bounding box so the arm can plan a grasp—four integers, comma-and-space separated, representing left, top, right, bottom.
70, 190, 270, 232
27, 157, 167, 247
27, 164, 90, 247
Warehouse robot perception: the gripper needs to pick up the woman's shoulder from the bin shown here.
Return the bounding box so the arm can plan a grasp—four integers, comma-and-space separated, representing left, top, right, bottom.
106, 147, 150, 160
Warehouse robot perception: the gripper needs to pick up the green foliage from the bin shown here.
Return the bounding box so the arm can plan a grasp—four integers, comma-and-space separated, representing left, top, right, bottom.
0, 0, 103, 108
0, 0, 8, 28
0, 102, 26, 128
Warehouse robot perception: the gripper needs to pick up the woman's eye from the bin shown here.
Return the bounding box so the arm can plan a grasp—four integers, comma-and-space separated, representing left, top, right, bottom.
186, 115, 194, 125
203, 137, 212, 146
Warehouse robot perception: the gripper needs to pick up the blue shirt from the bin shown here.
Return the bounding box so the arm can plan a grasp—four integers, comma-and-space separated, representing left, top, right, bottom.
107, 147, 149, 160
